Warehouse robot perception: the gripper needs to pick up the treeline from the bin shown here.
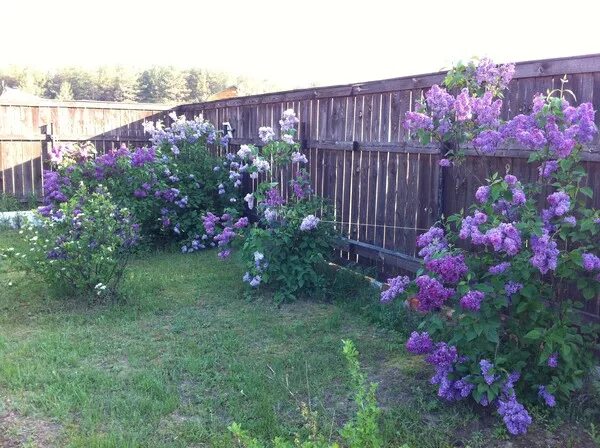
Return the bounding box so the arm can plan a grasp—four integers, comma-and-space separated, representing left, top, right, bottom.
0, 66, 281, 103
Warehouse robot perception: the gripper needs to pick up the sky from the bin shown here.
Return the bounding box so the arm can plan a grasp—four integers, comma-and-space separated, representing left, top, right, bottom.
3, 0, 600, 90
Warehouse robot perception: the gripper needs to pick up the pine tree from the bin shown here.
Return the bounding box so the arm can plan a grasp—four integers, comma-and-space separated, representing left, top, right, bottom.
184, 69, 210, 102
57, 81, 74, 100
136, 66, 189, 103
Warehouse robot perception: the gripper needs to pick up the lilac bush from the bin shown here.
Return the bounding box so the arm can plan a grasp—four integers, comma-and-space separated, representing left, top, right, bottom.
383, 59, 599, 435
206, 109, 334, 303
3, 184, 139, 299
41, 113, 237, 249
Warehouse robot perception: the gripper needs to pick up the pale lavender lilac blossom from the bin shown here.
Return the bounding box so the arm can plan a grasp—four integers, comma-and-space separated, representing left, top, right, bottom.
530, 230, 559, 274
381, 275, 410, 303
300, 214, 320, 231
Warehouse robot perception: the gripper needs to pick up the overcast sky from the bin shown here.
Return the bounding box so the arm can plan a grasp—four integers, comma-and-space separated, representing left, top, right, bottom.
3, 0, 600, 89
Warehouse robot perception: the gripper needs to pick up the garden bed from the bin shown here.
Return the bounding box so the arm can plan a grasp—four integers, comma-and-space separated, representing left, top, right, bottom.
0, 230, 597, 447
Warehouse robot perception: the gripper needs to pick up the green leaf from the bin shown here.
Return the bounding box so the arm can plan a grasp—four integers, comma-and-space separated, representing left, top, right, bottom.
524, 328, 544, 341
583, 287, 595, 300
580, 187, 593, 199
484, 328, 499, 344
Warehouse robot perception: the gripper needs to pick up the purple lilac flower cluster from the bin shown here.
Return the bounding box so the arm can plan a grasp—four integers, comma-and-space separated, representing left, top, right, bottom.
291, 151, 308, 164
404, 331, 534, 434
405, 331, 433, 354
291, 170, 312, 199
499, 98, 597, 158
404, 59, 514, 147
489, 261, 511, 274
538, 386, 556, 407
406, 69, 596, 159
208, 214, 248, 259
425, 342, 458, 367
530, 230, 559, 274
474, 58, 516, 91
425, 253, 468, 284
475, 186, 490, 203
479, 359, 497, 385
582, 253, 600, 271
414, 275, 454, 312
42, 170, 70, 204
416, 226, 448, 261
485, 223, 522, 256
425, 343, 474, 401
504, 281, 523, 297
460, 290, 486, 311
425, 84, 455, 120
472, 91, 503, 127
459, 211, 488, 245
497, 395, 532, 435
476, 175, 526, 219
539, 160, 559, 179
133, 182, 152, 199
380, 275, 410, 303
543, 192, 571, 225
403, 112, 433, 133
203, 212, 221, 236
264, 188, 286, 207
131, 147, 157, 167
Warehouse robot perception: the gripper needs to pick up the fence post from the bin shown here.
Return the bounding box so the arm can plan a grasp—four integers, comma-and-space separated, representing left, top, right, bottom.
40, 123, 54, 199
437, 141, 452, 220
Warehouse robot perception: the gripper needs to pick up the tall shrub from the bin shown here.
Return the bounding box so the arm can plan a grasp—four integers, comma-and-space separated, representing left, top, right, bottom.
384, 58, 600, 435
204, 109, 334, 302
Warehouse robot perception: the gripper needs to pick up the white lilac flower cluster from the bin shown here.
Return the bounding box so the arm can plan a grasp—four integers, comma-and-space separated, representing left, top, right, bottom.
243, 251, 268, 287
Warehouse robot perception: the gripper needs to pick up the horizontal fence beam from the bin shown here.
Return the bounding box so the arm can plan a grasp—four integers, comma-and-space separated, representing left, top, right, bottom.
337, 238, 421, 273
228, 138, 600, 160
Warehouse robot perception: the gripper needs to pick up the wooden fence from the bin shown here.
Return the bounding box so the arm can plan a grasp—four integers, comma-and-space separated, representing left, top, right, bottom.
0, 99, 172, 198
177, 53, 600, 319
1, 54, 599, 319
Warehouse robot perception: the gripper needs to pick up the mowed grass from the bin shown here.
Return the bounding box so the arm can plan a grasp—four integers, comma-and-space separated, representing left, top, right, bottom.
0, 230, 597, 448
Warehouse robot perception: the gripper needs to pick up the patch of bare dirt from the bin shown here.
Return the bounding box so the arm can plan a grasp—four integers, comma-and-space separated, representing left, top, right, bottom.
0, 403, 61, 448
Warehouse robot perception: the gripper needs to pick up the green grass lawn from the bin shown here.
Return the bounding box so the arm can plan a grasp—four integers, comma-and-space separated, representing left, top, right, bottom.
0, 230, 598, 448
